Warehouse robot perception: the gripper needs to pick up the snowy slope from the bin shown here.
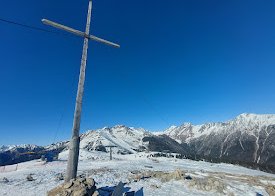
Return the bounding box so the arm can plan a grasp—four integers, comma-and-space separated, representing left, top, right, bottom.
1, 151, 275, 196
79, 125, 151, 154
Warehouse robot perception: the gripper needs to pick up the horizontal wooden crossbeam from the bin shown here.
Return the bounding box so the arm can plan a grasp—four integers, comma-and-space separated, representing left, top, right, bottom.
42, 19, 120, 48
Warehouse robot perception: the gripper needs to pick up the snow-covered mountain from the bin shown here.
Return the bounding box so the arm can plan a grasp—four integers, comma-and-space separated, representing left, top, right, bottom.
163, 113, 275, 171
1, 113, 275, 173
79, 125, 152, 154
165, 113, 275, 144
0, 144, 39, 153
0, 143, 66, 166
72, 113, 275, 173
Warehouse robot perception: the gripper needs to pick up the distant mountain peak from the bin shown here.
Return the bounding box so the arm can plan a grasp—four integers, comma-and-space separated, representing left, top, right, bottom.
232, 113, 275, 126
0, 144, 40, 153
113, 125, 127, 129
164, 113, 275, 143
236, 113, 275, 119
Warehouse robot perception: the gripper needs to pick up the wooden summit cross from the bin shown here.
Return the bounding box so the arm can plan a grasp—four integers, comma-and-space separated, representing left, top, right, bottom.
42, 0, 120, 182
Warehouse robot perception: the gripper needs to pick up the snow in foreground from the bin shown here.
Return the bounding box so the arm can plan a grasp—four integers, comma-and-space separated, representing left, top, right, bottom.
0, 150, 275, 196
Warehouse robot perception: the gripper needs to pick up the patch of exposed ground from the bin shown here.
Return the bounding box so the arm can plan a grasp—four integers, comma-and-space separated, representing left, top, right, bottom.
127, 169, 275, 195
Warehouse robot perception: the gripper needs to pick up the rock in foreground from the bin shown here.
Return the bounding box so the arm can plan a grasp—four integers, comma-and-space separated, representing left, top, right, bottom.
47, 177, 96, 196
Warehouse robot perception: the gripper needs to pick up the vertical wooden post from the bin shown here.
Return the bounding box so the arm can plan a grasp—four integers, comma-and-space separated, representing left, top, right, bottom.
42, 0, 119, 183
65, 0, 92, 182
110, 147, 112, 160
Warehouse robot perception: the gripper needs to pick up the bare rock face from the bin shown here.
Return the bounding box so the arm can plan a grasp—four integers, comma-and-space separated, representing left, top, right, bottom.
129, 169, 185, 182
48, 177, 96, 196
266, 184, 275, 196
189, 177, 225, 193
152, 169, 184, 182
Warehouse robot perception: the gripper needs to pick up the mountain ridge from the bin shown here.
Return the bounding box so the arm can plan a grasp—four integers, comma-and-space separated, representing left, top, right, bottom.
1, 113, 275, 173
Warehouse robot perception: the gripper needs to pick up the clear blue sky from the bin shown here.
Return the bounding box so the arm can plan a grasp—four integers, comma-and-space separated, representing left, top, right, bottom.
0, 0, 274, 145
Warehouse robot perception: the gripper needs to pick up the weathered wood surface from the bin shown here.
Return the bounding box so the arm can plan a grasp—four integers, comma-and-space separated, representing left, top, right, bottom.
65, 0, 92, 182
41, 20, 120, 48
42, 0, 120, 182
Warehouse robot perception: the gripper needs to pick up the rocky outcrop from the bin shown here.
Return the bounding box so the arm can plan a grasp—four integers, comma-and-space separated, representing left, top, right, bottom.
47, 177, 97, 196
189, 176, 225, 193
128, 169, 185, 183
